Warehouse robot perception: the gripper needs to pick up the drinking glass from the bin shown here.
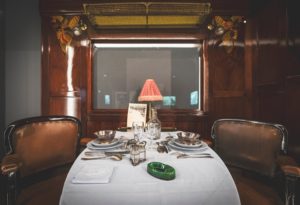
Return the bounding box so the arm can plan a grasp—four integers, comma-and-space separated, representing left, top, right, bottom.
132, 121, 144, 142
146, 122, 157, 150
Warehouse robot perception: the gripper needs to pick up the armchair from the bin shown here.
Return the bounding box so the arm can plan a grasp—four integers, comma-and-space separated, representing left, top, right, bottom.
211, 118, 299, 205
0, 115, 81, 205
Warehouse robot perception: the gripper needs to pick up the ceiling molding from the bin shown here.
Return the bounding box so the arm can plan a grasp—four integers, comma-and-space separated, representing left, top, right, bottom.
39, 0, 251, 16
83, 2, 211, 29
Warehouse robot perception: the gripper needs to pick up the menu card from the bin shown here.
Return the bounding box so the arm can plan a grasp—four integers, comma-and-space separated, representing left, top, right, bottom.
127, 103, 147, 127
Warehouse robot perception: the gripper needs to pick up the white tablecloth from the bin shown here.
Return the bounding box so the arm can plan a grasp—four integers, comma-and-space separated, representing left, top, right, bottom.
60, 132, 240, 205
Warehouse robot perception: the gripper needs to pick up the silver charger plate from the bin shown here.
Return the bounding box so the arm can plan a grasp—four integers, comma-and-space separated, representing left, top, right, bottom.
87, 141, 124, 150
91, 138, 120, 147
173, 139, 203, 148
168, 140, 208, 152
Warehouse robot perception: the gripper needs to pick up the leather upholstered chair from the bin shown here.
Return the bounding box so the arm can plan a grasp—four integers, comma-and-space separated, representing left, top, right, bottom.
211, 119, 299, 205
0, 115, 81, 205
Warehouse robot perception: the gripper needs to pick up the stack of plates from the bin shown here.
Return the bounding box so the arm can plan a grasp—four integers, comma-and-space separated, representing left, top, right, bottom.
87, 138, 124, 150
168, 139, 208, 151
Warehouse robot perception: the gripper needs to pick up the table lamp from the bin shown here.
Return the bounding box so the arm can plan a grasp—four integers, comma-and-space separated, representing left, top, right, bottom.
138, 79, 163, 121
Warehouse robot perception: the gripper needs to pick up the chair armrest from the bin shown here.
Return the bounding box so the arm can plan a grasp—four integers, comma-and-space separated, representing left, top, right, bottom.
278, 156, 299, 205
80, 137, 94, 146
277, 155, 300, 178
202, 138, 213, 148
1, 154, 21, 205
1, 154, 21, 176
281, 165, 300, 178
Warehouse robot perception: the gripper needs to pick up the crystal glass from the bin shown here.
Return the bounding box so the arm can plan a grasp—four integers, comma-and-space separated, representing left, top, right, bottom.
132, 121, 144, 142
147, 108, 161, 140
146, 108, 161, 150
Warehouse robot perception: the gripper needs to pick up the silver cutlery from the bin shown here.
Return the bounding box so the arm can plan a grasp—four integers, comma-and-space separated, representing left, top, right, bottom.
82, 151, 124, 160
156, 140, 173, 153
85, 150, 129, 156
156, 142, 169, 153
81, 153, 123, 161
176, 153, 213, 159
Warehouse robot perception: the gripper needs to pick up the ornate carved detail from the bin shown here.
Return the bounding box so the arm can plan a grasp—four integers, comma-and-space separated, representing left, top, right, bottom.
208, 16, 244, 53
51, 16, 87, 53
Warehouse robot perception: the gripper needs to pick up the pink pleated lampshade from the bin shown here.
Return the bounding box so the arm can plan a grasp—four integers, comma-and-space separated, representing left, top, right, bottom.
138, 79, 163, 102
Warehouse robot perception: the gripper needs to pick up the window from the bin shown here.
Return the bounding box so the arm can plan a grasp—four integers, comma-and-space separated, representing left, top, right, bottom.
92, 42, 202, 110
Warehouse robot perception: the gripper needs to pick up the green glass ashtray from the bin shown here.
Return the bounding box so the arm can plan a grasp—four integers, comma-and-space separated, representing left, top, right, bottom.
147, 162, 176, 180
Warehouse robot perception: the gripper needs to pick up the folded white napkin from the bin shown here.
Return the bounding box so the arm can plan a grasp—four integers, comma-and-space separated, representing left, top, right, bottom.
72, 165, 114, 184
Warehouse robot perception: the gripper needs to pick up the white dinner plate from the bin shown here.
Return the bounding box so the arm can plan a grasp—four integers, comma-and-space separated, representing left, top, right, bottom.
91, 138, 120, 147
87, 141, 124, 150
173, 139, 203, 148
168, 140, 208, 152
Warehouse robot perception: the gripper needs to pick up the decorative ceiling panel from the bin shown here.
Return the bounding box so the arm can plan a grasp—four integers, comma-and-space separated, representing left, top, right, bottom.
83, 2, 211, 28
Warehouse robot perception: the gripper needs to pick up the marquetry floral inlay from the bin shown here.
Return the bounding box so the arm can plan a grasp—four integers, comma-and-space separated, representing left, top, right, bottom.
51, 16, 87, 53
208, 16, 244, 53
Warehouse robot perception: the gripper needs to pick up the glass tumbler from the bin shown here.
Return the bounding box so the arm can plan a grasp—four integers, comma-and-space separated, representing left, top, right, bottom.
132, 121, 144, 141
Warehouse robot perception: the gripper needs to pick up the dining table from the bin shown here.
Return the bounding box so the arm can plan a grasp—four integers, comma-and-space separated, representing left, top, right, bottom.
59, 131, 241, 205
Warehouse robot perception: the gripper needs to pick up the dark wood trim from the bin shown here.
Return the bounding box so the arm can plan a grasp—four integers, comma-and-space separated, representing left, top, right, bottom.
87, 28, 208, 40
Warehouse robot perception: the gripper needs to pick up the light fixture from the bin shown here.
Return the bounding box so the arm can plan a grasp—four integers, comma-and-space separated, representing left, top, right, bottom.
94, 43, 200, 48
73, 20, 88, 36
138, 79, 163, 121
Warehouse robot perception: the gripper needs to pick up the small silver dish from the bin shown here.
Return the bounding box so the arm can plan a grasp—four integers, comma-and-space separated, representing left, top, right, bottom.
177, 132, 200, 145
94, 130, 116, 143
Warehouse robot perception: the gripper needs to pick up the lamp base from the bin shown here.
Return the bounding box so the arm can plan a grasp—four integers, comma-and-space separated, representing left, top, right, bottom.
147, 102, 152, 122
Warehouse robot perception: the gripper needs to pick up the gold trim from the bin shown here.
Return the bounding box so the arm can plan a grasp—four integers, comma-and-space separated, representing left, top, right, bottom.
83, 2, 211, 28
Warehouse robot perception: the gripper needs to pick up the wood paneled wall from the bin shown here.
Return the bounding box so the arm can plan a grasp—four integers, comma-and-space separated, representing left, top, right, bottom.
206, 38, 250, 122
41, 17, 82, 119
245, 0, 300, 160
39, 0, 300, 160
40, 15, 213, 139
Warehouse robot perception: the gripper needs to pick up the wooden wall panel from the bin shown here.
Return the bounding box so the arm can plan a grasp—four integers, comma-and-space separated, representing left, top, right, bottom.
212, 97, 246, 119
49, 97, 81, 118
285, 76, 300, 161
41, 17, 84, 121
40, 0, 300, 155
210, 47, 245, 94
244, 0, 300, 159
284, 1, 300, 161
256, 46, 283, 86
256, 85, 285, 123
48, 38, 81, 96
206, 38, 248, 127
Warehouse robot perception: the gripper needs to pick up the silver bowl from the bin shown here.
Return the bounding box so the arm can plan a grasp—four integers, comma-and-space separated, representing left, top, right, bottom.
177, 132, 200, 144
94, 130, 116, 142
